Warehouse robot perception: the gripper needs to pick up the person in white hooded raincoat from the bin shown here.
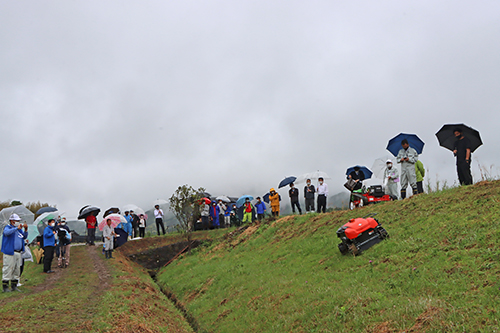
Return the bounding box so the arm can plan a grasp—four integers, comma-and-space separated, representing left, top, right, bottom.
396, 139, 418, 199
383, 159, 399, 199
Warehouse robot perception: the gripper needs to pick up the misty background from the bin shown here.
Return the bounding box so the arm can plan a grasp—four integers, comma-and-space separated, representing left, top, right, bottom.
1, 1, 499, 220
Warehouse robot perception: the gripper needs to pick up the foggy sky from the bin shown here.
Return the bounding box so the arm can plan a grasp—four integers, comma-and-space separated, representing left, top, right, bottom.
1, 0, 499, 219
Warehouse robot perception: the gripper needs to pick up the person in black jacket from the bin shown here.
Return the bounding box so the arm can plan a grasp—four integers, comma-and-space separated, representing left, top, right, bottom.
56, 218, 71, 268
453, 128, 473, 185
348, 167, 365, 190
304, 179, 315, 213
130, 211, 140, 238
289, 183, 302, 214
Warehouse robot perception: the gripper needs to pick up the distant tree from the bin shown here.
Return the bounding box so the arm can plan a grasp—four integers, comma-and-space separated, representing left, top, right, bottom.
26, 201, 57, 216
169, 185, 206, 238
11, 200, 22, 206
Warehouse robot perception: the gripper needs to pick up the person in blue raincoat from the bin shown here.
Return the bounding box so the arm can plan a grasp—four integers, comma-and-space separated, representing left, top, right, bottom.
121, 211, 133, 238
223, 204, 231, 227
209, 201, 220, 229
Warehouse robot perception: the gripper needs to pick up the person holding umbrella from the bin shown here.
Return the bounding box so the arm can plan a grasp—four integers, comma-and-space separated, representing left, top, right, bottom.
85, 213, 97, 246
453, 128, 473, 185
288, 183, 302, 215
200, 200, 210, 230
242, 198, 254, 224
43, 218, 57, 273
316, 178, 329, 213
396, 139, 419, 199
384, 159, 399, 199
209, 201, 220, 228
347, 167, 365, 191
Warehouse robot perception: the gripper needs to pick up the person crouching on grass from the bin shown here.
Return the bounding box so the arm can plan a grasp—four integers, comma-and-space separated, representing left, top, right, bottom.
103, 218, 117, 259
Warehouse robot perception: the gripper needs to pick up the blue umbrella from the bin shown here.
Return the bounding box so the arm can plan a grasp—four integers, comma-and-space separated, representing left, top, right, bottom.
278, 176, 297, 189
36, 206, 57, 215
386, 133, 425, 157
236, 195, 254, 208
345, 166, 373, 180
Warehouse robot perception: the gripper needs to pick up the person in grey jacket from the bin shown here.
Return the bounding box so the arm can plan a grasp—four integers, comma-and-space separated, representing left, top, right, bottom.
383, 159, 399, 199
102, 219, 116, 259
396, 139, 418, 199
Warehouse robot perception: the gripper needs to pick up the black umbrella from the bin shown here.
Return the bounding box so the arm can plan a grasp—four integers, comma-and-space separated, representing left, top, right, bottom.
114, 228, 129, 248
435, 124, 483, 153
36, 206, 58, 215
78, 206, 101, 220
104, 207, 120, 217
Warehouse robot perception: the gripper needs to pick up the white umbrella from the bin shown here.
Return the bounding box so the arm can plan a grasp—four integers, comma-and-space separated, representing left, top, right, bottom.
215, 195, 231, 203
0, 206, 35, 224
33, 211, 60, 226
371, 155, 393, 179
122, 204, 145, 216
296, 170, 331, 184
153, 199, 168, 206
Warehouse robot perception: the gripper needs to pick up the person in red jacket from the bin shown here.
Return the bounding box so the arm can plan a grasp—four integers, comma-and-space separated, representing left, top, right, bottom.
242, 198, 254, 224
85, 213, 97, 246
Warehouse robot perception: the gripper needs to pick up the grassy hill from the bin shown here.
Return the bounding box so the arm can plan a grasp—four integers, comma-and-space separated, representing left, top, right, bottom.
156, 180, 500, 332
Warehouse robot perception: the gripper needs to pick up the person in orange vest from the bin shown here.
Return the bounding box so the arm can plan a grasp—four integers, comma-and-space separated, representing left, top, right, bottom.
269, 188, 281, 217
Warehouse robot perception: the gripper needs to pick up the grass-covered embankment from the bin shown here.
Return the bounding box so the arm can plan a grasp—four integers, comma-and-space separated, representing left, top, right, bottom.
156, 181, 500, 332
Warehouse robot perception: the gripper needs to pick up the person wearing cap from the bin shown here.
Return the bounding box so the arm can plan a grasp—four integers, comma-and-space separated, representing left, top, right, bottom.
2, 214, 28, 292
415, 160, 425, 194
255, 197, 267, 220
453, 128, 473, 185
316, 177, 329, 213
43, 219, 57, 273
269, 188, 281, 217
154, 205, 166, 235
304, 179, 315, 213
384, 159, 399, 199
396, 139, 419, 199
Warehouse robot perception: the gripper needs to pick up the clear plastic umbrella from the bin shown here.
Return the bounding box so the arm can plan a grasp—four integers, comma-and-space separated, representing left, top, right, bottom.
371, 155, 393, 179
296, 170, 331, 184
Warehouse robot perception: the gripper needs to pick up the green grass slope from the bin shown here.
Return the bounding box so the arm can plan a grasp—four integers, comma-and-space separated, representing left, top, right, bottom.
157, 181, 500, 333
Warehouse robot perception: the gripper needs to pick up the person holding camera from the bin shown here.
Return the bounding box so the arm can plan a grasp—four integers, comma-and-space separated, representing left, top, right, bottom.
2, 214, 28, 292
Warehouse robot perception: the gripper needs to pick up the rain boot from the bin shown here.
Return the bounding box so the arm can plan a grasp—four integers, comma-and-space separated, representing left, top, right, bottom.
109, 250, 114, 259
104, 250, 109, 259
11, 280, 21, 292
401, 189, 406, 199
2, 280, 11, 293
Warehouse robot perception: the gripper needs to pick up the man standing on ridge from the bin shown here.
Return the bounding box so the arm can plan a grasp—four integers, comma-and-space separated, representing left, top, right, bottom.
154, 205, 166, 235
396, 139, 418, 199
453, 128, 473, 185
316, 177, 328, 213
304, 179, 315, 213
289, 183, 302, 214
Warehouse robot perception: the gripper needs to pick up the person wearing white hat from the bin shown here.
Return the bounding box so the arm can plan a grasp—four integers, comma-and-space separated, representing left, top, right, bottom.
383, 159, 399, 199
1, 213, 28, 292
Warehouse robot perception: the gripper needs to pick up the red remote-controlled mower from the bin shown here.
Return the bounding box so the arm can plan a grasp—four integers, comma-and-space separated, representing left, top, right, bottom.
337, 214, 389, 255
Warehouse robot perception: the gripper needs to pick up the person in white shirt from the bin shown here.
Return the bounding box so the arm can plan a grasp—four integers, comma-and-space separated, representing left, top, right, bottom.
154, 205, 166, 235
316, 177, 329, 213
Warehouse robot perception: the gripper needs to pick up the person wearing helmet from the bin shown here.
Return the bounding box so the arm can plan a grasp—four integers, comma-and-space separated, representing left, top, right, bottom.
269, 188, 281, 217
396, 139, 418, 199
2, 214, 28, 292
384, 159, 399, 199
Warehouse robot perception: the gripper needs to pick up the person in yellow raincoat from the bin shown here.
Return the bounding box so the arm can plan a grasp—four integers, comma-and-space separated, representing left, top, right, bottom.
269, 188, 281, 217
